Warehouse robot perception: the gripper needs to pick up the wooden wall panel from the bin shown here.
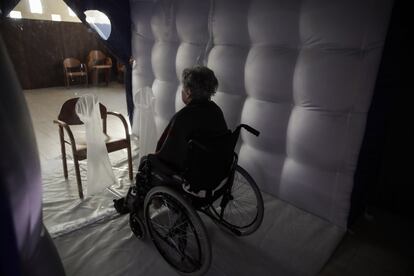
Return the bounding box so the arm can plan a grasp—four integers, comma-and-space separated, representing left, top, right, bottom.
1, 18, 117, 89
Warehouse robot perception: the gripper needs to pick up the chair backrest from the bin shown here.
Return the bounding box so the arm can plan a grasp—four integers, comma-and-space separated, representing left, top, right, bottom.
183, 130, 236, 193
58, 98, 107, 128
63, 58, 81, 70
87, 50, 106, 68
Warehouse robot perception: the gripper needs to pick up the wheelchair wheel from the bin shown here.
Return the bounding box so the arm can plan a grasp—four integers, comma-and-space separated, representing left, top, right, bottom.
144, 186, 211, 276
212, 165, 264, 236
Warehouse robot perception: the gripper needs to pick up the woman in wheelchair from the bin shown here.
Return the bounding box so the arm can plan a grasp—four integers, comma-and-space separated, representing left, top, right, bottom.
115, 65, 228, 212
114, 66, 264, 276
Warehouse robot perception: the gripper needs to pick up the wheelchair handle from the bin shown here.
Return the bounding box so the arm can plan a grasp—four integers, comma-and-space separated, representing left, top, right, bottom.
239, 124, 260, 137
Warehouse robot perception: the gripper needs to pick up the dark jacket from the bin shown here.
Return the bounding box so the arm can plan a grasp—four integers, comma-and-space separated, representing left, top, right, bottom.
155, 100, 228, 173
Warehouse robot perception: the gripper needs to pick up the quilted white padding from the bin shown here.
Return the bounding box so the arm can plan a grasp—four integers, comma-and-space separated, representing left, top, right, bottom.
130, 0, 393, 227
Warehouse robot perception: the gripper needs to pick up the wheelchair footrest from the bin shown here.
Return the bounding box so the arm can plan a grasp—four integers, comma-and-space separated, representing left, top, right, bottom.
113, 198, 130, 215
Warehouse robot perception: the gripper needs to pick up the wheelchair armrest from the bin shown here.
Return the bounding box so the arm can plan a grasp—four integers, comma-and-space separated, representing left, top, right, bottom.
241, 124, 260, 136
238, 124, 260, 136
231, 124, 260, 146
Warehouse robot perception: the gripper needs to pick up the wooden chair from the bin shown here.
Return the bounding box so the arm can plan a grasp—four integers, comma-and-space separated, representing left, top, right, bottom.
63, 58, 88, 88
53, 98, 133, 199
87, 50, 112, 86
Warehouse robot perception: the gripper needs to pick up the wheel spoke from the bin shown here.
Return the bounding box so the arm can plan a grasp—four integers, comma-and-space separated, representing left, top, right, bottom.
153, 228, 200, 267
211, 166, 263, 235
145, 189, 210, 274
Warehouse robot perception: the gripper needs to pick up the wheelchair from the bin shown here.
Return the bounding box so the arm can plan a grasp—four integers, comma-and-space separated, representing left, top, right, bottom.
126, 124, 264, 276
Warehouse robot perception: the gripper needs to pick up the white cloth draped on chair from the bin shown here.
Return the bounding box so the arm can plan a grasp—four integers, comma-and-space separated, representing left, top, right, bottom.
75, 94, 117, 196
132, 86, 157, 164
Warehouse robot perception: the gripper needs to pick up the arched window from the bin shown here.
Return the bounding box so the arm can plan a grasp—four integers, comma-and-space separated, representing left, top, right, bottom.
84, 10, 111, 40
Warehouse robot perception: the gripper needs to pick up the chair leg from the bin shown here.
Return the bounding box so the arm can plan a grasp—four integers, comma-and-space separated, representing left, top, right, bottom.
94, 69, 98, 85
127, 143, 133, 180
59, 127, 68, 178
73, 158, 84, 199
106, 69, 110, 86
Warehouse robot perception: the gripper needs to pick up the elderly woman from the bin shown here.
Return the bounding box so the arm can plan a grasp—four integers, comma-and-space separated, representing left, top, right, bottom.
115, 66, 228, 213
154, 66, 228, 172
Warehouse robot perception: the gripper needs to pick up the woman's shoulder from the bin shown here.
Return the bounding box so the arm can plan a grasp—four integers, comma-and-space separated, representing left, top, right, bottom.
176, 100, 222, 118
197, 99, 222, 111
173, 104, 195, 123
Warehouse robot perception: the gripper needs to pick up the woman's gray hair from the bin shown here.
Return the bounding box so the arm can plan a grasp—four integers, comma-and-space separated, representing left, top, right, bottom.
182, 66, 218, 101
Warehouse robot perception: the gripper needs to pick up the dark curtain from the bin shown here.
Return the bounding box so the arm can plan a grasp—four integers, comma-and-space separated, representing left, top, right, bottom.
349, 0, 404, 224
0, 0, 19, 17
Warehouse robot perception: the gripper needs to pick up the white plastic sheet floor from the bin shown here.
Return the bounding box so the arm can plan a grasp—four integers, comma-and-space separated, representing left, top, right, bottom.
52, 190, 343, 276
26, 84, 345, 275
42, 156, 343, 276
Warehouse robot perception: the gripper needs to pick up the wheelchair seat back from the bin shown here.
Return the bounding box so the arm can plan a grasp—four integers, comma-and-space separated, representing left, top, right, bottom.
183, 130, 236, 193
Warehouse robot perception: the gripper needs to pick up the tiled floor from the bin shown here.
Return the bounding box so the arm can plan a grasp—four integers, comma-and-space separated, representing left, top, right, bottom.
24, 83, 413, 276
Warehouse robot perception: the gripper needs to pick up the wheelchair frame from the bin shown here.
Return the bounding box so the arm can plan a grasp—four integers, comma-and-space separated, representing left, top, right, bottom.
128, 124, 264, 275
